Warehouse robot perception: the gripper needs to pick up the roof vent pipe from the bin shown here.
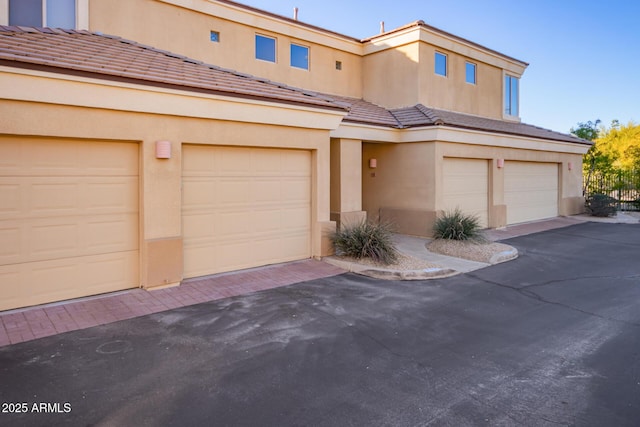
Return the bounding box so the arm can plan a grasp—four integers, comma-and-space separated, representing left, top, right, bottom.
380, 21, 385, 33
293, 7, 299, 20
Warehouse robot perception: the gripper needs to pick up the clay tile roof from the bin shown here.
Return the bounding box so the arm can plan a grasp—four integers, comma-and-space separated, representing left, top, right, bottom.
0, 26, 346, 112
392, 105, 592, 145
328, 95, 401, 128
331, 96, 589, 145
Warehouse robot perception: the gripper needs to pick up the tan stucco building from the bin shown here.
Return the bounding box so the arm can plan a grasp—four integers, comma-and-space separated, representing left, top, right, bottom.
0, 0, 590, 311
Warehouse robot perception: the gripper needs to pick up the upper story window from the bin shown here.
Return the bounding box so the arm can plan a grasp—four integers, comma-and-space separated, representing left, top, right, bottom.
9, 0, 75, 28
465, 62, 476, 85
255, 34, 276, 63
290, 43, 309, 70
504, 75, 519, 116
435, 52, 447, 77
210, 31, 220, 43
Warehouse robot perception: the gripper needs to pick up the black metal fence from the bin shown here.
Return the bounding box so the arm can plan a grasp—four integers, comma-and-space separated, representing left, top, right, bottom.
583, 170, 640, 211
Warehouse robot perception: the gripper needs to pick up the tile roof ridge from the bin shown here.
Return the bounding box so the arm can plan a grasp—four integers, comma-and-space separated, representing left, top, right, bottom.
0, 26, 345, 109
413, 104, 444, 125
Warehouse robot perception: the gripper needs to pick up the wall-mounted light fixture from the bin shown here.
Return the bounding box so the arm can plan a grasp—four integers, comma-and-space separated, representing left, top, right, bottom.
369, 158, 377, 169
156, 140, 171, 159
497, 158, 504, 168
568, 161, 573, 171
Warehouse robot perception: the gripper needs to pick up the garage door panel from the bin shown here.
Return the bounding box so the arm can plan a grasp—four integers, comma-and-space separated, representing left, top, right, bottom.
443, 158, 489, 228
505, 162, 558, 225
0, 177, 137, 219
0, 250, 139, 311
182, 146, 311, 278
182, 178, 217, 209
0, 213, 138, 265
0, 139, 138, 177
217, 179, 251, 204
0, 137, 139, 310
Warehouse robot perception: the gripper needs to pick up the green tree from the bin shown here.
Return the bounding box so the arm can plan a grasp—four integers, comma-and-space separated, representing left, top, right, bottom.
596, 121, 640, 171
571, 120, 608, 195
574, 119, 640, 199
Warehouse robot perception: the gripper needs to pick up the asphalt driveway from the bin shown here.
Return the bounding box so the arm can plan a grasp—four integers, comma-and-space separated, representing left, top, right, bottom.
1, 222, 639, 426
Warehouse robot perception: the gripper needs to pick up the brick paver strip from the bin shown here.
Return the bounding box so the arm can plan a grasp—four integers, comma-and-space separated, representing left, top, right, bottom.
0, 260, 344, 347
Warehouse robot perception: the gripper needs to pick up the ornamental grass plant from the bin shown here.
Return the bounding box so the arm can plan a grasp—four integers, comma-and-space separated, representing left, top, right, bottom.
433, 208, 482, 241
331, 220, 398, 265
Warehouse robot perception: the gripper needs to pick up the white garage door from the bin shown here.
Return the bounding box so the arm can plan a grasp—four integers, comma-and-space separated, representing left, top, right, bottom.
442, 158, 488, 227
0, 137, 139, 311
182, 145, 311, 278
505, 162, 558, 225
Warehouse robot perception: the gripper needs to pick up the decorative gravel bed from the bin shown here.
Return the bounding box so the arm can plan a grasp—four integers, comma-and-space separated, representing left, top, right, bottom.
427, 239, 515, 263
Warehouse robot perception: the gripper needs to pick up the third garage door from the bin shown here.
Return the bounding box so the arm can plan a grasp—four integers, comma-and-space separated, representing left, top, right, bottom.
505, 161, 558, 225
442, 158, 489, 227
182, 145, 311, 278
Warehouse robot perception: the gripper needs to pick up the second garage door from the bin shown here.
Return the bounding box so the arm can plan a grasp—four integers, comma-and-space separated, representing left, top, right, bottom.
442, 158, 489, 227
505, 161, 558, 225
182, 145, 311, 278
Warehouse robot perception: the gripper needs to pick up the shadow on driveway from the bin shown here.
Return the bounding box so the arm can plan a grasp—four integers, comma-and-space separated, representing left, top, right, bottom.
1, 222, 639, 426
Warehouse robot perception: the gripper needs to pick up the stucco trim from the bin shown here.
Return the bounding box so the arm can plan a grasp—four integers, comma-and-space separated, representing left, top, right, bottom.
331, 122, 590, 154
363, 25, 527, 75
0, 66, 346, 130
157, 0, 363, 54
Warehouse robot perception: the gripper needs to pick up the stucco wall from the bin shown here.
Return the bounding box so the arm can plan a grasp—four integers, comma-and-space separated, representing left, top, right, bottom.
362, 42, 420, 108
1, 85, 337, 288
362, 40, 505, 117
89, 0, 363, 98
419, 43, 504, 119
363, 140, 585, 236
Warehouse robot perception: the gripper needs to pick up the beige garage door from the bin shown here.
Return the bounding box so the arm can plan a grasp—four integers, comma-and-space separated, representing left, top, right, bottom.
182, 145, 311, 278
505, 161, 558, 225
442, 158, 489, 227
0, 137, 139, 311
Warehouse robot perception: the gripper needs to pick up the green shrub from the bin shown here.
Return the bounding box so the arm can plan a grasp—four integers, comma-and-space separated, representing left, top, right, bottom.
586, 193, 617, 217
331, 220, 398, 264
433, 209, 482, 241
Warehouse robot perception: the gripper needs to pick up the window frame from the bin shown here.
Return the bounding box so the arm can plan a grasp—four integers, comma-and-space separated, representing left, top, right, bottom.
8, 0, 78, 28
465, 61, 477, 85
504, 74, 520, 117
290, 42, 309, 70
434, 51, 448, 77
255, 34, 277, 63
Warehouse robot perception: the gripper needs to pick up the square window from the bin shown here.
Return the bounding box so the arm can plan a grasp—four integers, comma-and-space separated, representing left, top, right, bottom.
9, 0, 43, 27
9, 0, 76, 28
210, 31, 220, 43
465, 62, 476, 84
255, 34, 276, 63
435, 52, 447, 76
290, 43, 309, 70
335, 61, 342, 70
47, 0, 75, 28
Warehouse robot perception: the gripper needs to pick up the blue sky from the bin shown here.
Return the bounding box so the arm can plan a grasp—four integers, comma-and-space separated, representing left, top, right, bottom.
240, 0, 639, 134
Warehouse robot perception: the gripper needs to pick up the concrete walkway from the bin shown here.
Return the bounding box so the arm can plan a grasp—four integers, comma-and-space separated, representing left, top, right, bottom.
325, 212, 640, 280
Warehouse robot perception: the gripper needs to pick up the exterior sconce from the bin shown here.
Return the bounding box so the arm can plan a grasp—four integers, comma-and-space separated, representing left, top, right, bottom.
369, 158, 377, 168
568, 162, 573, 171
496, 159, 504, 168
155, 140, 171, 159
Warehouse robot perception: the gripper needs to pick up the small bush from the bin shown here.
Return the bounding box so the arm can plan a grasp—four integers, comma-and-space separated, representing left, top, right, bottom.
433, 209, 482, 241
586, 193, 617, 217
331, 220, 398, 264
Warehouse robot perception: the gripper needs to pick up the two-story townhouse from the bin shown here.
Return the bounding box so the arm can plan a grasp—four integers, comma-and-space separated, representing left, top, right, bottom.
0, 0, 590, 311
